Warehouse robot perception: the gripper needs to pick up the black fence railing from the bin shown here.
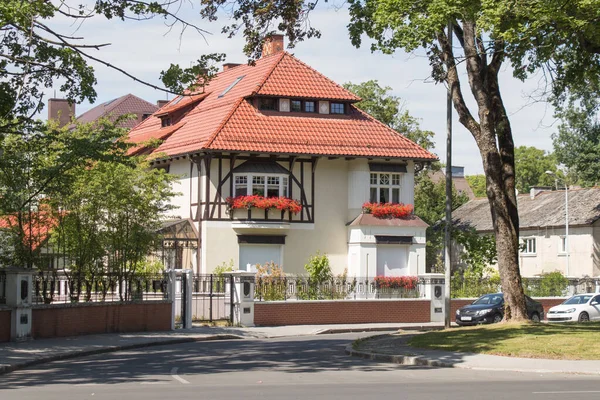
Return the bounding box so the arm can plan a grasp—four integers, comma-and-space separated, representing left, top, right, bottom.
188, 274, 232, 322
33, 271, 169, 305
255, 276, 421, 301
0, 271, 6, 305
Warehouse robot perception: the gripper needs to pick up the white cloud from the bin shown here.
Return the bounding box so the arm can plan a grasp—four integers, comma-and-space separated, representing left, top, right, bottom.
42, 4, 557, 174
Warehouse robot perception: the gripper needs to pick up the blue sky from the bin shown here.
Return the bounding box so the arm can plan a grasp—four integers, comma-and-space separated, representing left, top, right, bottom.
44, 4, 558, 175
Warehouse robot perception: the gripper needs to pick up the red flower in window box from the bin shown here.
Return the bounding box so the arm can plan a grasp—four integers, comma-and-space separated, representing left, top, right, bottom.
374, 276, 418, 290
226, 195, 302, 215
362, 202, 413, 219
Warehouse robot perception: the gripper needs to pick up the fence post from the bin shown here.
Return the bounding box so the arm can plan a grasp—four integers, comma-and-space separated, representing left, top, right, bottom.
4, 267, 35, 341
168, 270, 176, 330
229, 271, 255, 326
183, 270, 193, 329
419, 273, 445, 323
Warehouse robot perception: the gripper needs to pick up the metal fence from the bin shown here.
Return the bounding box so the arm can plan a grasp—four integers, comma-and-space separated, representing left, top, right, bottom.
255, 276, 421, 301
33, 271, 169, 305
0, 271, 6, 305
173, 273, 233, 323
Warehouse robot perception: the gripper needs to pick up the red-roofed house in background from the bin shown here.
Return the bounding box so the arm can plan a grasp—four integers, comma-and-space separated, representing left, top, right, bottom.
127, 35, 438, 277
48, 94, 162, 129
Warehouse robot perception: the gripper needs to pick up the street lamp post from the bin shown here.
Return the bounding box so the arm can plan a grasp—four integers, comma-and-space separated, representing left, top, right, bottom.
545, 171, 569, 277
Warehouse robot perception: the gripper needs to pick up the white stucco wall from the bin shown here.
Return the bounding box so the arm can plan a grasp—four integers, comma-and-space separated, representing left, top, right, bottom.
517, 226, 596, 278
167, 155, 421, 276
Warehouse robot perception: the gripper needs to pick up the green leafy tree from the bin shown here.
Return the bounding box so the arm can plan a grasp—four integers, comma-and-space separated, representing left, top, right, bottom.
415, 175, 468, 273
343, 80, 435, 151
0, 118, 129, 268
465, 175, 486, 198
553, 111, 600, 187
0, 1, 224, 140
514, 146, 558, 193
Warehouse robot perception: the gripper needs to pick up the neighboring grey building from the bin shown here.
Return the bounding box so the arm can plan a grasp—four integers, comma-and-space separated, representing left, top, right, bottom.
452, 187, 600, 278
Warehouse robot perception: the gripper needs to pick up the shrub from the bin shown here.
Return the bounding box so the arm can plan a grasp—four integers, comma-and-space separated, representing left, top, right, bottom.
214, 259, 234, 276
255, 262, 287, 301
524, 271, 569, 297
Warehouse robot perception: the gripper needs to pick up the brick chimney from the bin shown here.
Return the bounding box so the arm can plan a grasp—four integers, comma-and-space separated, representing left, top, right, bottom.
262, 34, 284, 57
223, 63, 241, 71
157, 100, 169, 109
48, 98, 75, 128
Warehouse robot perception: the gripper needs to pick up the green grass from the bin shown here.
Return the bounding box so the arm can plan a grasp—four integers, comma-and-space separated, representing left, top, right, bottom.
408, 322, 600, 360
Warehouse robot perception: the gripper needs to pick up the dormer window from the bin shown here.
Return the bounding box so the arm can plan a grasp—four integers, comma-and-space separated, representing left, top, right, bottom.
161, 117, 172, 127
291, 100, 302, 112
259, 98, 277, 111
330, 102, 345, 114
304, 101, 315, 113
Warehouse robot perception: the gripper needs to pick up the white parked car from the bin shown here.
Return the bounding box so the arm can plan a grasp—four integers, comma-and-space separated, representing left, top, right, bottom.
547, 293, 600, 322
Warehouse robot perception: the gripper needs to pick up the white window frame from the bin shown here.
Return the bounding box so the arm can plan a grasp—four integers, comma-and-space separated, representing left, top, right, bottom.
522, 237, 537, 255
369, 172, 402, 203
233, 173, 289, 197
558, 235, 567, 254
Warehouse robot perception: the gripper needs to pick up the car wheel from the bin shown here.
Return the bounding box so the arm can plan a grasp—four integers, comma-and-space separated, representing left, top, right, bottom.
578, 312, 590, 323
530, 312, 540, 323
492, 313, 503, 323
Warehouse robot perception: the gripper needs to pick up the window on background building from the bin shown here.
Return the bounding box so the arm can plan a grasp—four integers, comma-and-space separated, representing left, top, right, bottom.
259, 98, 277, 111
291, 100, 302, 112
304, 101, 315, 113
234, 174, 289, 197
330, 102, 345, 114
522, 238, 536, 255
559, 236, 567, 253
370, 172, 401, 203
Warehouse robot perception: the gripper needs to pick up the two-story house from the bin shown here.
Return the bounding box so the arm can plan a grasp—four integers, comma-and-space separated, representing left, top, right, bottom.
127, 35, 437, 277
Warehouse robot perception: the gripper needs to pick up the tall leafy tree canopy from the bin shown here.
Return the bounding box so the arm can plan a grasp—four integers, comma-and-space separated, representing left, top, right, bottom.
553, 111, 600, 187
514, 146, 558, 193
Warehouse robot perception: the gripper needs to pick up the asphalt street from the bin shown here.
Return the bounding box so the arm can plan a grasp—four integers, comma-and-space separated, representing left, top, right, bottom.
1, 333, 599, 400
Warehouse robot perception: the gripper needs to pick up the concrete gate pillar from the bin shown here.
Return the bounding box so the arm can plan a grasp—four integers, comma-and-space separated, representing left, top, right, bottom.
229, 271, 255, 327
419, 273, 445, 323
4, 267, 35, 341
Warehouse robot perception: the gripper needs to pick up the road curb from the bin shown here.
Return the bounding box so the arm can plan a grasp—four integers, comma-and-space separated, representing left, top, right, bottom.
0, 334, 243, 376
345, 344, 456, 368
316, 325, 445, 335
346, 341, 600, 376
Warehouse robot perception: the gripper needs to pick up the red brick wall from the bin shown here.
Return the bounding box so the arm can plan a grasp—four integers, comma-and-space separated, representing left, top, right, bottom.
32, 301, 171, 339
254, 300, 431, 326
0, 310, 10, 343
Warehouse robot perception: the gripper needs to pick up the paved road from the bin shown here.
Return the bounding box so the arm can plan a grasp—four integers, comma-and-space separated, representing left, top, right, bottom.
1, 333, 598, 400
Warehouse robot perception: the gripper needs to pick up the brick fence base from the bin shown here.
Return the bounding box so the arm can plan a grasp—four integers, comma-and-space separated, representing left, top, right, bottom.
254, 299, 431, 326
0, 309, 10, 342
31, 301, 172, 339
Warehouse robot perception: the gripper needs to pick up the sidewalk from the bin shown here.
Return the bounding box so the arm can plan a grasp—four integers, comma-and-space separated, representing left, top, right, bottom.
0, 323, 441, 374
346, 333, 600, 376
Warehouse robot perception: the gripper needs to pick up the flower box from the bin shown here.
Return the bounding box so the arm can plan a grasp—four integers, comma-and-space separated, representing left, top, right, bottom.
362, 202, 413, 219
226, 196, 302, 220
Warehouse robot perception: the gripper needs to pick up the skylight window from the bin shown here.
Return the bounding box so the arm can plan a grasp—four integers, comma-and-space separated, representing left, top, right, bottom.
171, 95, 184, 105
219, 76, 245, 98
103, 98, 118, 106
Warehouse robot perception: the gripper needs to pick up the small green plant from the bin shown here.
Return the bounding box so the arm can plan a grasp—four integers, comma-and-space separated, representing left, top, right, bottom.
298, 252, 333, 300
214, 259, 235, 276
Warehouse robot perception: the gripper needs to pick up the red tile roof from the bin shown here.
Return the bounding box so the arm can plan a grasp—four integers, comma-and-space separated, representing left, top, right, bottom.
127, 52, 437, 161
77, 94, 158, 129
0, 212, 58, 251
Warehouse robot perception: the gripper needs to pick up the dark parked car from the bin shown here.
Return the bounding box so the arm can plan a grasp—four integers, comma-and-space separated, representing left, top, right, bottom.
455, 293, 544, 326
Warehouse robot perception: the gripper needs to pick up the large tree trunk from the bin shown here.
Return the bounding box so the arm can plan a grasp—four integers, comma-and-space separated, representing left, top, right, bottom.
437, 21, 528, 321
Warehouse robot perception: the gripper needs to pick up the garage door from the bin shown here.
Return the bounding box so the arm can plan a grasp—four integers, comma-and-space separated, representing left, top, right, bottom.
239, 244, 282, 271
376, 245, 408, 277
